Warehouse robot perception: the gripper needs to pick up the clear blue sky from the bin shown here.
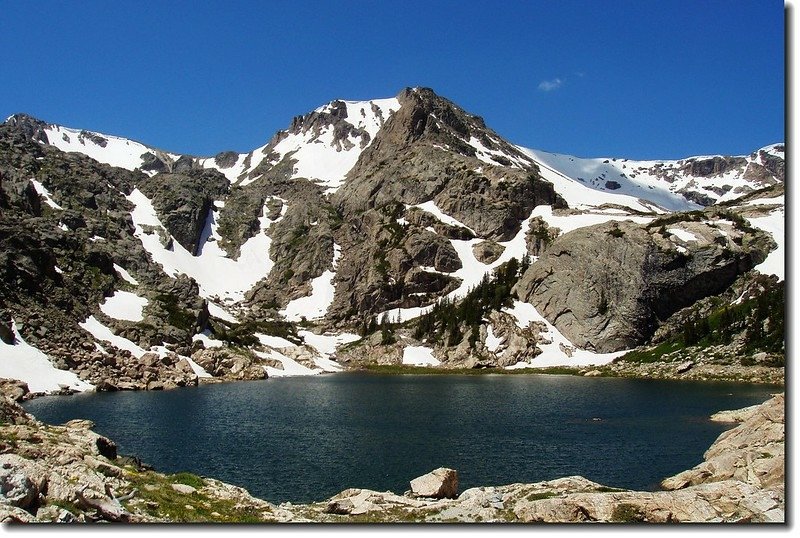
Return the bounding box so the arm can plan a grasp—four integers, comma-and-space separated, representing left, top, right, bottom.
0, 0, 785, 159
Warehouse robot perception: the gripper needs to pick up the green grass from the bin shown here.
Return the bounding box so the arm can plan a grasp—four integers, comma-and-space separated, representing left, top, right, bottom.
342, 505, 426, 523
47, 499, 83, 515
619, 340, 684, 364
611, 503, 646, 523
360, 364, 582, 376
154, 294, 196, 331
170, 472, 206, 489
525, 491, 558, 501
122, 468, 273, 523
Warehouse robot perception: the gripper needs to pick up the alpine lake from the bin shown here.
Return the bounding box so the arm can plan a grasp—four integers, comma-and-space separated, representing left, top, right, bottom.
23, 372, 776, 504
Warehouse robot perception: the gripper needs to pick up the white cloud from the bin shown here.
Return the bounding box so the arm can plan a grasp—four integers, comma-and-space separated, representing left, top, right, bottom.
538, 78, 564, 91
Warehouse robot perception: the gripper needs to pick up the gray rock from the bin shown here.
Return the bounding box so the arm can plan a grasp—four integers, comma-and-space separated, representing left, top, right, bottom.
515, 213, 774, 353
171, 483, 197, 495
324, 498, 355, 514
410, 468, 459, 499
0, 466, 39, 511
0, 379, 29, 402
472, 240, 504, 264
138, 169, 229, 255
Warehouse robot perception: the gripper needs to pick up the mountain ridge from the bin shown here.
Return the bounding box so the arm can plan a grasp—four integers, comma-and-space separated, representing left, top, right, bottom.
0, 87, 785, 395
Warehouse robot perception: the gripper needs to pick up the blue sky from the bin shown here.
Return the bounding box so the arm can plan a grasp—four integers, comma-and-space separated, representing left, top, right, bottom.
0, 0, 785, 159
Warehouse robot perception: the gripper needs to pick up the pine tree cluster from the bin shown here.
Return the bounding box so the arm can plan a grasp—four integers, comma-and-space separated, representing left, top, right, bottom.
681, 280, 784, 357
412, 256, 530, 347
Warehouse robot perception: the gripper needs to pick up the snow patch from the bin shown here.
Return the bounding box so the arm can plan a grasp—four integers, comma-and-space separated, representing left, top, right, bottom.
503, 301, 626, 368
128, 189, 279, 302
113, 264, 139, 285
185, 357, 213, 378
192, 330, 224, 349
0, 321, 94, 393
79, 316, 147, 358
29, 178, 62, 209
99, 291, 148, 322
280, 243, 341, 321
485, 325, 504, 352
256, 349, 321, 377
208, 302, 238, 323
256, 334, 295, 349
42, 125, 157, 171
380, 208, 540, 323
402, 345, 440, 366
299, 330, 359, 359
748, 207, 785, 280
531, 205, 652, 236
411, 201, 476, 234
667, 228, 698, 242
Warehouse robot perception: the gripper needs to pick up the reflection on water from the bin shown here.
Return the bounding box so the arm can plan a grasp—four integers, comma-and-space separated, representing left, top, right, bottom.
23, 373, 775, 503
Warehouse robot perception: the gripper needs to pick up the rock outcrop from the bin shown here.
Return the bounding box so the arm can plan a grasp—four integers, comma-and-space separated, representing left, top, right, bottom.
0, 394, 285, 523
190, 348, 268, 381
661, 393, 784, 493
138, 170, 229, 255
515, 212, 774, 352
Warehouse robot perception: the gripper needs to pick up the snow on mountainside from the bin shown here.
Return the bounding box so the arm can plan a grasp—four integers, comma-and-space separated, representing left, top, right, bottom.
0, 89, 785, 389
40, 123, 174, 172
518, 144, 784, 211
9, 97, 401, 191
255, 98, 400, 192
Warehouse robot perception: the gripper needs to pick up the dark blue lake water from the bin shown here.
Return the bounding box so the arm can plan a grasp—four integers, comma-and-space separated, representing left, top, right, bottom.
23, 373, 775, 504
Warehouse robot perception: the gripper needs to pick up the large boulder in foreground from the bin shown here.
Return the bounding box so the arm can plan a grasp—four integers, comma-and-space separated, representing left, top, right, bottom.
410, 468, 459, 499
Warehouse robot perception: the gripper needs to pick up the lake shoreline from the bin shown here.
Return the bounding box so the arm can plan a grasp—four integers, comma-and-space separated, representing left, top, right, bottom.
5, 357, 783, 404
0, 388, 784, 523
354, 362, 785, 386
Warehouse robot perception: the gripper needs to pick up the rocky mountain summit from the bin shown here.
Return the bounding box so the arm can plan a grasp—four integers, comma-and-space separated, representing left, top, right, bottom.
0, 387, 784, 523
0, 87, 785, 393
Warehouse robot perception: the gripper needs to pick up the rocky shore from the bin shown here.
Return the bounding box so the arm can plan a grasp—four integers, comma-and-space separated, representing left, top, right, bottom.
579, 361, 784, 386
0, 381, 784, 524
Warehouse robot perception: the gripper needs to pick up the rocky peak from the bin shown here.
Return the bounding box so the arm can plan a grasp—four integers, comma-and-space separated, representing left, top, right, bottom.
681, 156, 747, 177
391, 87, 533, 167
286, 100, 371, 151
4, 114, 50, 144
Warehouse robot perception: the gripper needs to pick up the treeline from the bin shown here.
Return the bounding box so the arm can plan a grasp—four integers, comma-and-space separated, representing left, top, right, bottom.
682, 279, 784, 360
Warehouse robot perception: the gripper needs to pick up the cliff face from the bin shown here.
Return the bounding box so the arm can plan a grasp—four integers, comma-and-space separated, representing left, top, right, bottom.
514, 211, 774, 353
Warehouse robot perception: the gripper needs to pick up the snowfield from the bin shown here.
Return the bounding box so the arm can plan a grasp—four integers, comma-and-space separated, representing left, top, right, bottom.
42, 124, 177, 172
518, 145, 779, 211
0, 321, 94, 393
127, 189, 282, 302
265, 98, 401, 193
